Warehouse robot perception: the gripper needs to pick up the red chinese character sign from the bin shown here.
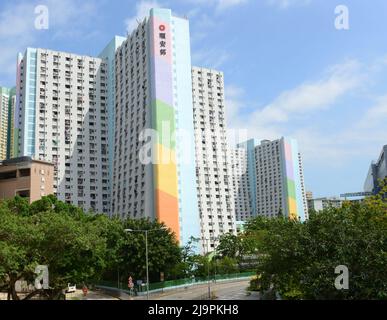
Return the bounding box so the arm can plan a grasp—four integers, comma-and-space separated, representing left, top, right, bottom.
159, 25, 167, 56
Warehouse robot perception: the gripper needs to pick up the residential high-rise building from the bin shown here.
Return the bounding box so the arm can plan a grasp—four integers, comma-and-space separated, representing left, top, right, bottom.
232, 137, 308, 222
98, 36, 126, 194
15, 48, 110, 213
255, 138, 308, 220
231, 139, 258, 221
11, 8, 248, 250
231, 147, 252, 221
7, 88, 16, 159
364, 145, 387, 195
0, 87, 15, 160
112, 8, 200, 245
0, 87, 10, 160
192, 66, 237, 250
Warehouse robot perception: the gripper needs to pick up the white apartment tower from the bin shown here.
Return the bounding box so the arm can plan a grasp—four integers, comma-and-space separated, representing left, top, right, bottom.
192, 66, 237, 250
254, 138, 308, 220
112, 8, 201, 245
14, 8, 239, 250
0, 87, 11, 160
112, 20, 152, 220
15, 48, 110, 213
232, 137, 308, 221
255, 139, 288, 218
231, 147, 252, 221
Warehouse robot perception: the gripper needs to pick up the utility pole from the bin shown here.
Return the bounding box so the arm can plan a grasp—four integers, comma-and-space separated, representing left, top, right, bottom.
202, 238, 211, 299
125, 227, 167, 300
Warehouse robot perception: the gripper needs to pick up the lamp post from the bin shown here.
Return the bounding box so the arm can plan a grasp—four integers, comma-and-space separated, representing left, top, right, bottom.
202, 237, 212, 299
125, 227, 167, 300
202, 237, 219, 299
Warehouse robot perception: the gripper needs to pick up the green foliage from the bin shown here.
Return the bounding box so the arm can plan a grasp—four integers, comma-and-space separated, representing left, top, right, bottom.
167, 237, 200, 279
0, 196, 182, 299
114, 218, 182, 283
0, 205, 40, 290
216, 256, 239, 275
217, 233, 242, 259
247, 183, 387, 300
215, 232, 260, 272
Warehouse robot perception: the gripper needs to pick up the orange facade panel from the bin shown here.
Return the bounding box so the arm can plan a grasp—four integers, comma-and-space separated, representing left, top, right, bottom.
155, 188, 180, 240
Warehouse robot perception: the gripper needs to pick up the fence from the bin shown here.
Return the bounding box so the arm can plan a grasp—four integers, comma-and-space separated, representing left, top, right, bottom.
97, 271, 255, 295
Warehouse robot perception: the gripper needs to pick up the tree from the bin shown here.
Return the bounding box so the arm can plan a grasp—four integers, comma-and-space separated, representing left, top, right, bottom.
0, 200, 41, 300
31, 210, 107, 299
217, 256, 239, 275
217, 233, 241, 259
115, 218, 181, 283
167, 237, 201, 279
0, 196, 108, 300
216, 231, 260, 271
248, 184, 387, 300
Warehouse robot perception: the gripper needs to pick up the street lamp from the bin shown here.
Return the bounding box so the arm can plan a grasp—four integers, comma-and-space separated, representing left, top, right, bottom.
202, 237, 211, 299
201, 237, 219, 300
125, 227, 167, 300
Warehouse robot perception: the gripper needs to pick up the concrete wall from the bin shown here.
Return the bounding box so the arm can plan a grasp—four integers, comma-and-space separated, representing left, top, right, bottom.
0, 160, 54, 203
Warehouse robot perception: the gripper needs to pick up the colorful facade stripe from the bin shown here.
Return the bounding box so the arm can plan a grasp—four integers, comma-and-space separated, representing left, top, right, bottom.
173, 15, 201, 246
149, 9, 180, 240
282, 138, 306, 221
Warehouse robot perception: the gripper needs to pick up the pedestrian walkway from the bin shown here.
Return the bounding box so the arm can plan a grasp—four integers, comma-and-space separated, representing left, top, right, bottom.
66, 289, 119, 300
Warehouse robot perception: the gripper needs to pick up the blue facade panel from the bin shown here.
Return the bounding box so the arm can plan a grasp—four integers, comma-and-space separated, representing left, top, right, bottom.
24, 48, 37, 157
173, 15, 201, 246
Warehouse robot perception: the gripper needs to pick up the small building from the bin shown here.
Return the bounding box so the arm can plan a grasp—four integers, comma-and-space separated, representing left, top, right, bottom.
305, 191, 313, 201
308, 197, 343, 212
308, 195, 366, 212
364, 145, 387, 195
0, 157, 54, 203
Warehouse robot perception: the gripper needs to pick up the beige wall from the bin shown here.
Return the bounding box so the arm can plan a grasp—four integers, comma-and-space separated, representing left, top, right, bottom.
29, 162, 54, 203
0, 160, 54, 203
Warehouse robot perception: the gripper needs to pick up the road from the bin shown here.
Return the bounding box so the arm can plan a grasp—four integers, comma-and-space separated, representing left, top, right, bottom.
148, 279, 259, 300
0, 280, 258, 300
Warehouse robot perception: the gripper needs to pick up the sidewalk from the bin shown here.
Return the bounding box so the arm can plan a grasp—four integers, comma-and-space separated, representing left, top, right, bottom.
0, 289, 120, 300
66, 289, 119, 300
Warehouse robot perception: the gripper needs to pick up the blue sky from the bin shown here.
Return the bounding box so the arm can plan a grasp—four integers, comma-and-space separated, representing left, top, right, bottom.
0, 0, 386, 197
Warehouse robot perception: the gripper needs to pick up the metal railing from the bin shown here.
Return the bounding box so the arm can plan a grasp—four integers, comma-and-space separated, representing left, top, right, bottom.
97, 272, 255, 294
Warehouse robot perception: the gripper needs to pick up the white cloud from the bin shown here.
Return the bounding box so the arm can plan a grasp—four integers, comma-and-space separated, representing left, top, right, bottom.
0, 3, 32, 38
360, 95, 387, 128
238, 59, 362, 130
0, 0, 98, 85
224, 85, 246, 120
224, 55, 387, 180
47, 0, 98, 40
267, 0, 312, 9
183, 0, 248, 74
125, 0, 161, 34
192, 49, 230, 70
224, 58, 387, 169
183, 0, 248, 13
216, 0, 248, 12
